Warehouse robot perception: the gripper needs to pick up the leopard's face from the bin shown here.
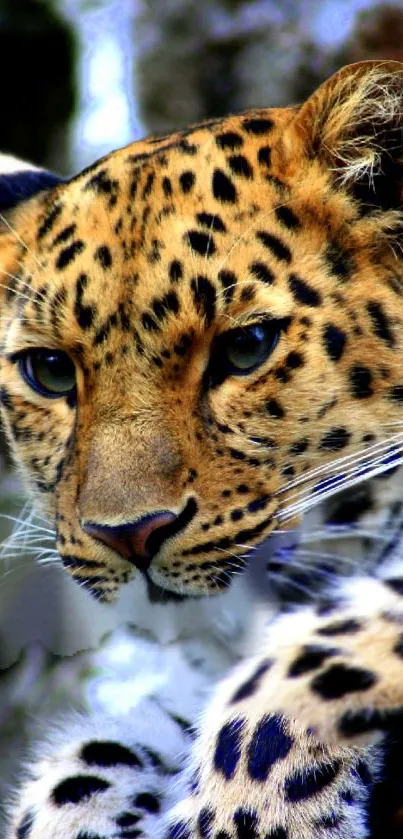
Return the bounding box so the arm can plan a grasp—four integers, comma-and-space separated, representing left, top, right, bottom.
0, 61, 403, 601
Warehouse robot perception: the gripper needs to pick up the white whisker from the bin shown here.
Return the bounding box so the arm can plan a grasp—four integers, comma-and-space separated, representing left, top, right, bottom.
267, 568, 319, 599
0, 514, 54, 534
278, 439, 403, 509
280, 453, 403, 521
294, 548, 361, 569
299, 526, 395, 544
277, 432, 403, 496
0, 212, 45, 272
232, 542, 259, 552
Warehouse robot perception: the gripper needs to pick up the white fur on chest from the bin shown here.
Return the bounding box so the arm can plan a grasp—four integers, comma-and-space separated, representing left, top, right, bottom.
86, 571, 275, 723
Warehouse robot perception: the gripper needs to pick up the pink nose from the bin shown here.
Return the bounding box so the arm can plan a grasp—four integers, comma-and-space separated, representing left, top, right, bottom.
83, 511, 177, 571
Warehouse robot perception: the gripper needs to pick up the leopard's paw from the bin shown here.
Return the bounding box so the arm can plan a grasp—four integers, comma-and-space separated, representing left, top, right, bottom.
203, 577, 403, 749
9, 742, 163, 839
165, 718, 378, 839
7, 708, 186, 839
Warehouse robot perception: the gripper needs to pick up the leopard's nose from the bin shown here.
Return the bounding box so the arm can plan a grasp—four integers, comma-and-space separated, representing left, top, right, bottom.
83, 511, 178, 571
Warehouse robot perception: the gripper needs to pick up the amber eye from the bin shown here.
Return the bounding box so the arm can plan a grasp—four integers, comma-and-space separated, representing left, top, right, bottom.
223, 323, 279, 373
18, 349, 76, 399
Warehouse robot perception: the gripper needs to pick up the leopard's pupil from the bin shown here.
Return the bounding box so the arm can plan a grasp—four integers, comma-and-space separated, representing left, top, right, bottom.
226, 324, 277, 371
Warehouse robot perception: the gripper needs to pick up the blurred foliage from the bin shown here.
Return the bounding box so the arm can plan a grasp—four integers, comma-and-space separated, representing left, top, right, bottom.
135, 1, 403, 134
336, 3, 403, 65
294, 3, 403, 102
0, 0, 76, 174
135, 0, 309, 132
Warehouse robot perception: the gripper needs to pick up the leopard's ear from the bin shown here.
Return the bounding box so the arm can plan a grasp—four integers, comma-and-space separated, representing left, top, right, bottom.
281, 60, 403, 212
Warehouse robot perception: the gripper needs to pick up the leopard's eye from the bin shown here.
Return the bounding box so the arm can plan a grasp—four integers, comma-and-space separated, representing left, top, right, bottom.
206, 319, 286, 389
223, 322, 279, 373
18, 349, 76, 399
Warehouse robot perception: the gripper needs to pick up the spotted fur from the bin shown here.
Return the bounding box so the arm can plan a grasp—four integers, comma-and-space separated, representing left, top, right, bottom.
2, 60, 403, 838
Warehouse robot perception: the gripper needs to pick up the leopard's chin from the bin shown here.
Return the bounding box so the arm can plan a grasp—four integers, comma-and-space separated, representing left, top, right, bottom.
146, 566, 222, 599
143, 572, 188, 603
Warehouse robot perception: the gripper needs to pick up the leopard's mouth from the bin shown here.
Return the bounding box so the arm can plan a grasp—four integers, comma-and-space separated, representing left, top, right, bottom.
145, 532, 285, 600
143, 571, 188, 603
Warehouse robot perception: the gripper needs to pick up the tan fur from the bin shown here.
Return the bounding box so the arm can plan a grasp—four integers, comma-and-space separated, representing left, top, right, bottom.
3, 61, 403, 838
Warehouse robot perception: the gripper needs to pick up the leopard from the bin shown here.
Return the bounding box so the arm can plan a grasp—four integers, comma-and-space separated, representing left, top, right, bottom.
1, 59, 403, 839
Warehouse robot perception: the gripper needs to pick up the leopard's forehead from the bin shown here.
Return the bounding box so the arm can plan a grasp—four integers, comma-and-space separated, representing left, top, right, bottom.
10, 106, 354, 378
